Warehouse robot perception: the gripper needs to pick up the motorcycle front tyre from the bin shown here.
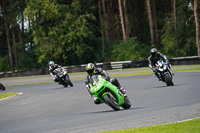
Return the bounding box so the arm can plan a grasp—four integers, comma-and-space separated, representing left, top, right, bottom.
165, 73, 174, 86
65, 77, 73, 87
103, 94, 120, 111
122, 96, 131, 109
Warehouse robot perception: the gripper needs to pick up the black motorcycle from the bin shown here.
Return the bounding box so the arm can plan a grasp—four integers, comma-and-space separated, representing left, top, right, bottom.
53, 68, 73, 87
155, 60, 174, 86
0, 83, 5, 91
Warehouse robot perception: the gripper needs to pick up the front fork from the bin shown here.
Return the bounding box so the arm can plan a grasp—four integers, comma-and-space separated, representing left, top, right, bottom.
167, 67, 173, 78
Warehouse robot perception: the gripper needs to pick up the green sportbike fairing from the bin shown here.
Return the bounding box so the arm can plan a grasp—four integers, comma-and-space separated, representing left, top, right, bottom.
89, 75, 131, 111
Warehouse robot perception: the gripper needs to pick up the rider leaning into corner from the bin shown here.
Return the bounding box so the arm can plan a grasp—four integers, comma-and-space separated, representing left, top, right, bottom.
49, 61, 65, 83
84, 63, 127, 104
148, 48, 172, 81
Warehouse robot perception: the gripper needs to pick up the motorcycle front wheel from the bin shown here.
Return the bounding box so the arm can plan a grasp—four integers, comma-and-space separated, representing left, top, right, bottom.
103, 94, 120, 111
165, 73, 174, 86
122, 96, 131, 109
65, 77, 73, 87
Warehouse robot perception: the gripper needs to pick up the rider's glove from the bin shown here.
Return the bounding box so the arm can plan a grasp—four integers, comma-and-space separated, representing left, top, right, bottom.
152, 67, 156, 72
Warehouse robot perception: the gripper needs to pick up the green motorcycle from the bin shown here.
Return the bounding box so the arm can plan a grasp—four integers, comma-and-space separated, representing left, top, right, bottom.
89, 75, 131, 111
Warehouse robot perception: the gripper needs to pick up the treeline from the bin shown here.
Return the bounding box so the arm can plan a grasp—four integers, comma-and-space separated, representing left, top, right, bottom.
0, 0, 199, 72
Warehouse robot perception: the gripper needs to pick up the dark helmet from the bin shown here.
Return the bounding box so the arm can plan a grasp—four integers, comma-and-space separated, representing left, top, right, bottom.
150, 48, 157, 56
86, 63, 96, 75
49, 61, 55, 67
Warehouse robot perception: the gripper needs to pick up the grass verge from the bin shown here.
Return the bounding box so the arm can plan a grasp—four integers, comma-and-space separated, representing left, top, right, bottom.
100, 118, 200, 133
0, 92, 19, 100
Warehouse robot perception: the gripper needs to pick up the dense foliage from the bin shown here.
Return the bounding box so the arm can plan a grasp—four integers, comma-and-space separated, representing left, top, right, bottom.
0, 0, 199, 72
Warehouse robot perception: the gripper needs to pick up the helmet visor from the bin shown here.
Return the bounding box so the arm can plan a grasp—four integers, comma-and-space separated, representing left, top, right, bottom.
87, 69, 94, 74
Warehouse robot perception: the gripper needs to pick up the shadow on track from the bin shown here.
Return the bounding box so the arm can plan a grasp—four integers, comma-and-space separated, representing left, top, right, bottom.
151, 83, 192, 89
53, 86, 73, 89
82, 107, 144, 114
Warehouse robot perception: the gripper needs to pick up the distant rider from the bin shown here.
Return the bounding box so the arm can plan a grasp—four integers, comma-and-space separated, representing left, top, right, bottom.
148, 48, 171, 80
49, 61, 64, 83
85, 63, 126, 104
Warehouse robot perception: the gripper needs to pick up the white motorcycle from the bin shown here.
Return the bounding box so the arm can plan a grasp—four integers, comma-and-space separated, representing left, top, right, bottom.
52, 68, 73, 87
155, 60, 174, 86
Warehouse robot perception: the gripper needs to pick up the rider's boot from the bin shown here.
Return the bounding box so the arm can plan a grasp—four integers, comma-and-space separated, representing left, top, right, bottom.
118, 86, 127, 98
119, 86, 126, 94
110, 78, 126, 94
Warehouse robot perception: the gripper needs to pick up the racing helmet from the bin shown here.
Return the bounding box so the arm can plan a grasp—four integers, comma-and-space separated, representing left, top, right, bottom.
86, 63, 96, 75
49, 61, 55, 67
150, 48, 157, 56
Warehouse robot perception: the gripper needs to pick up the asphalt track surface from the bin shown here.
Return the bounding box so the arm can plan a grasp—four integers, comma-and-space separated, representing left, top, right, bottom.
0, 72, 200, 133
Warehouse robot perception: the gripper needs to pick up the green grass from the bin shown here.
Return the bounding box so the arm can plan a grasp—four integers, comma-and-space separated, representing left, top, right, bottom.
100, 118, 200, 133
172, 67, 200, 72
0, 92, 19, 99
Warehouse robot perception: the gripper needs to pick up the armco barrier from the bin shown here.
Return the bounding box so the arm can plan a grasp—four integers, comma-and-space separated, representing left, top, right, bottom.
0, 68, 49, 78
0, 56, 199, 78
169, 56, 200, 65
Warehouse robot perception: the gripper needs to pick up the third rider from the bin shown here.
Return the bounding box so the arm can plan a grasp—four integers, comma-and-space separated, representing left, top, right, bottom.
148, 48, 171, 81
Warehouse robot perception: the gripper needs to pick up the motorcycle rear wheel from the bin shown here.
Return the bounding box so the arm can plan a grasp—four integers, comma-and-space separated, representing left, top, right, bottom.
103, 94, 120, 111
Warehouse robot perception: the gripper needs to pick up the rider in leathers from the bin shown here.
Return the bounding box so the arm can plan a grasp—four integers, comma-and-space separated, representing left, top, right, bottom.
85, 63, 126, 104
49, 61, 63, 82
148, 48, 171, 80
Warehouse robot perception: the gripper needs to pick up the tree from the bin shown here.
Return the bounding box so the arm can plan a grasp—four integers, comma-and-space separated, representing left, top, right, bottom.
145, 0, 154, 44
118, 0, 126, 40
173, 0, 177, 31
152, 0, 159, 48
194, 0, 200, 56
1, 0, 14, 68
102, 0, 109, 39
26, 0, 97, 65
123, 0, 130, 40
0, 0, 199, 72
